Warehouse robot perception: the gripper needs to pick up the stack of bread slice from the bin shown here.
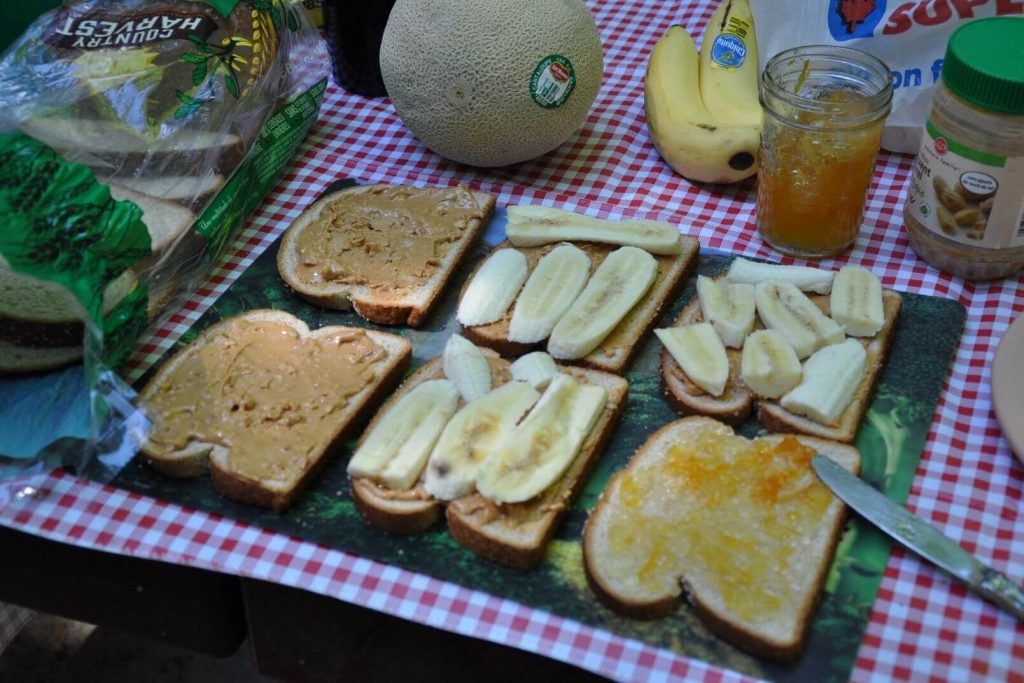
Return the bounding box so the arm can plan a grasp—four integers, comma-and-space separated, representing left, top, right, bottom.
457, 205, 699, 374
659, 258, 901, 442
349, 334, 628, 570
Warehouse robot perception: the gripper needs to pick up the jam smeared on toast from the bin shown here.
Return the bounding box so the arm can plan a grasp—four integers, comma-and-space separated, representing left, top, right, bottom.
608, 430, 832, 621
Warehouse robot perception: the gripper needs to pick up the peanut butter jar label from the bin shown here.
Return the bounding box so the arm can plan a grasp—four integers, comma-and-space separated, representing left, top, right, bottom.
907, 120, 1024, 249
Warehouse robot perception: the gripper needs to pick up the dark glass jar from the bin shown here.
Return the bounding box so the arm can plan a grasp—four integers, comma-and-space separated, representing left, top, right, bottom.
322, 0, 396, 97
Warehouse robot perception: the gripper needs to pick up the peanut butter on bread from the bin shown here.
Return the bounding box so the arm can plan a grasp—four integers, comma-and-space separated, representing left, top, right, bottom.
145, 318, 385, 482
140, 310, 412, 511
293, 185, 481, 293
278, 184, 495, 327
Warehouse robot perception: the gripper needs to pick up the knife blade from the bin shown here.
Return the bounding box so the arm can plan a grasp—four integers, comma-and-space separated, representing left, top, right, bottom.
812, 454, 1024, 621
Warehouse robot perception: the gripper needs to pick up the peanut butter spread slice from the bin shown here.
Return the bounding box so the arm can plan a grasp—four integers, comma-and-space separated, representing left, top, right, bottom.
294, 185, 485, 294
145, 318, 386, 482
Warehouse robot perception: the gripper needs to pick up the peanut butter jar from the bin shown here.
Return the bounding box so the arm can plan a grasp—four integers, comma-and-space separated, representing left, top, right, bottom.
903, 18, 1024, 280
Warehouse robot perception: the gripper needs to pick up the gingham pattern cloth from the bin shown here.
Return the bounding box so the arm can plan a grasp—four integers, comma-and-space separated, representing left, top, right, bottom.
2, 1, 1023, 680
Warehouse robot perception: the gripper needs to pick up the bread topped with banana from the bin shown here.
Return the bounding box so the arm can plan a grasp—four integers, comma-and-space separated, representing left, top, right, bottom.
658, 258, 901, 443
348, 333, 628, 570
456, 205, 699, 375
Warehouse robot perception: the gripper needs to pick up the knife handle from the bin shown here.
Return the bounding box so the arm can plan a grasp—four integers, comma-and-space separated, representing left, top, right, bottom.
974, 566, 1024, 621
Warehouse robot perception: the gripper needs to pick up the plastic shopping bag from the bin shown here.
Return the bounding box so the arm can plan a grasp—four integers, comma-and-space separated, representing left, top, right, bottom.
751, 0, 1024, 152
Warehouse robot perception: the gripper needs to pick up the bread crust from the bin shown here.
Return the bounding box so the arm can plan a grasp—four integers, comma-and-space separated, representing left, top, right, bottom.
277, 185, 495, 327
660, 279, 901, 442
350, 354, 629, 569
583, 416, 860, 662
139, 309, 412, 512
459, 237, 699, 374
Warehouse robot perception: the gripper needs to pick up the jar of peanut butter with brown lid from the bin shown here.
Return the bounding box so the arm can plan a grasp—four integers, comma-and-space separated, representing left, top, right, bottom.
903, 17, 1024, 280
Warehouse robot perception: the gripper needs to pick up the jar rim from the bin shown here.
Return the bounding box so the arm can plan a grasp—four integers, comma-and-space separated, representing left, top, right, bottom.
761, 45, 893, 125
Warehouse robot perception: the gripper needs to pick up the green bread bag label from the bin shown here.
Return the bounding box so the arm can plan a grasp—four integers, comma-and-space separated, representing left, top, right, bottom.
530, 54, 576, 109
0, 132, 152, 371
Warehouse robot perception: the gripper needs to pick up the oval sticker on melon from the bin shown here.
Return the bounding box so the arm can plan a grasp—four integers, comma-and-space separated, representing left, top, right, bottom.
530, 54, 576, 109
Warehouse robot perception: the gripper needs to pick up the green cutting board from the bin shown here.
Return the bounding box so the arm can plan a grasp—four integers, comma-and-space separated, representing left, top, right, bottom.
114, 180, 965, 682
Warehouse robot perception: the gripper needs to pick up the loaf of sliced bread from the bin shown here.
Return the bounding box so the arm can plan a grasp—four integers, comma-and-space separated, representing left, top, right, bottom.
278, 185, 495, 327
140, 309, 412, 511
351, 351, 629, 569
460, 238, 698, 374
661, 283, 901, 442
583, 416, 859, 662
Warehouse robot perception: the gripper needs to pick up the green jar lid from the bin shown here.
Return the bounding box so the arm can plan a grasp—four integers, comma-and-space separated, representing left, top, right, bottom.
942, 17, 1024, 115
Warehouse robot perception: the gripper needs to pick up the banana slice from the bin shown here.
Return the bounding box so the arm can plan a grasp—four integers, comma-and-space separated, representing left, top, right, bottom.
780, 339, 867, 425
548, 246, 658, 360
656, 323, 729, 397
508, 244, 591, 343
506, 205, 682, 255
422, 381, 540, 501
457, 249, 528, 326
347, 379, 460, 491
755, 281, 844, 359
830, 266, 885, 337
727, 257, 835, 294
740, 329, 802, 399
696, 275, 755, 348
442, 334, 492, 402
509, 351, 561, 390
476, 374, 607, 504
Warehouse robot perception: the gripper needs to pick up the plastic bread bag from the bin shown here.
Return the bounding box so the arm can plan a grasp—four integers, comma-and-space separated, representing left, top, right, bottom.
750, 0, 1019, 153
0, 0, 329, 488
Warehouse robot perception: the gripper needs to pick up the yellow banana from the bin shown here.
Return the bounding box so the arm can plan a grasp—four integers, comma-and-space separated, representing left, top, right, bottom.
699, 0, 762, 126
644, 24, 760, 183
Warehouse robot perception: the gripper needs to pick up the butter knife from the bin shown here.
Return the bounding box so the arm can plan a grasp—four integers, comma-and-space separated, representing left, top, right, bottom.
812, 454, 1024, 621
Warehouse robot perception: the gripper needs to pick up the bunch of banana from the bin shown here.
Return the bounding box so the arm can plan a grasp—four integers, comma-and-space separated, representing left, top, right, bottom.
645, 0, 762, 183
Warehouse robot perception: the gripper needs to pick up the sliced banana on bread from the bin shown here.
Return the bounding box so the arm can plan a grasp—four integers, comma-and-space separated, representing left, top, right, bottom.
349, 339, 628, 569
659, 260, 899, 442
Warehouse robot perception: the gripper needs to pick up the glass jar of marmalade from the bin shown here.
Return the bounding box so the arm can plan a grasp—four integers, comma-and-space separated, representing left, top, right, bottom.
756, 46, 893, 258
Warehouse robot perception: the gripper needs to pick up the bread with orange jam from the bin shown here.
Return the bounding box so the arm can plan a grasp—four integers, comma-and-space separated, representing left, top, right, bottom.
583, 416, 859, 662
140, 309, 412, 511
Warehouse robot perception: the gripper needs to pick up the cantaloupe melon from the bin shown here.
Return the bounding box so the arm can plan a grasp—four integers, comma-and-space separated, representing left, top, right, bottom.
380, 0, 604, 168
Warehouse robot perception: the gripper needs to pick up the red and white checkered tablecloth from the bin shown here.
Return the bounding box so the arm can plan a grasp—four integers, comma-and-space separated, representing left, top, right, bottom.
3, 1, 1023, 680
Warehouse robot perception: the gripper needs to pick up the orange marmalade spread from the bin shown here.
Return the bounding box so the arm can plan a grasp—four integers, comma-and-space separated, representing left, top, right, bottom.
607, 430, 833, 621
144, 317, 386, 482
294, 185, 485, 294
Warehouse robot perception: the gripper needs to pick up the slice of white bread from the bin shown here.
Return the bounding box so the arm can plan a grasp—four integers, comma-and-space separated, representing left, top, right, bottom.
460, 237, 699, 375
140, 309, 412, 511
661, 282, 901, 442
100, 173, 225, 203
583, 416, 860, 662
351, 351, 629, 570
20, 117, 244, 176
106, 183, 197, 256
278, 185, 495, 327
